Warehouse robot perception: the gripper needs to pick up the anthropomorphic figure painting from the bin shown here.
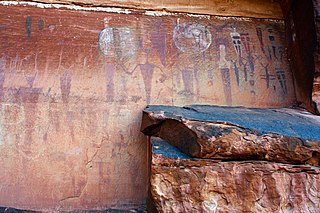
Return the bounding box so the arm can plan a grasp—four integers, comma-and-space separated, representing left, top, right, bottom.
260, 63, 275, 89
173, 22, 212, 54
268, 28, 278, 60
173, 22, 212, 101
99, 19, 137, 103
26, 16, 32, 38
230, 27, 242, 64
0, 58, 5, 101
276, 68, 288, 95
219, 44, 232, 105
122, 47, 160, 104
60, 70, 72, 104
151, 20, 166, 67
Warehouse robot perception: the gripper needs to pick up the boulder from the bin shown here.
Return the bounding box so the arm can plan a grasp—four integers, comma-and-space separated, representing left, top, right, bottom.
150, 137, 320, 212
142, 105, 320, 166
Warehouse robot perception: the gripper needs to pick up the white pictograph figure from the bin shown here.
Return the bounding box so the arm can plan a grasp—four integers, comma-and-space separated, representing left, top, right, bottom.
98, 21, 138, 103
173, 22, 212, 53
98, 27, 136, 60
219, 44, 232, 105
219, 45, 231, 69
173, 22, 212, 100
230, 27, 242, 61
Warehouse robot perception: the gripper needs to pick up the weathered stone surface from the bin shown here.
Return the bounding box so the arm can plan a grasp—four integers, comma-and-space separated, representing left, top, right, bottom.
0, 206, 146, 213
313, 0, 320, 114
280, 0, 320, 114
151, 137, 320, 213
314, 76, 320, 113
3, 0, 284, 19
0, 2, 295, 211
142, 105, 320, 166
281, 0, 320, 114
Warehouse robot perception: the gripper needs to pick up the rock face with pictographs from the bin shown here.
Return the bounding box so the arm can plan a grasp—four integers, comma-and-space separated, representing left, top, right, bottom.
0, 0, 320, 212
141, 105, 320, 212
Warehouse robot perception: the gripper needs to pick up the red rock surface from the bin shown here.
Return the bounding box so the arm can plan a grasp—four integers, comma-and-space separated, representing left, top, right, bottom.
5, 0, 284, 19
151, 138, 320, 212
142, 105, 320, 166
0, 1, 295, 211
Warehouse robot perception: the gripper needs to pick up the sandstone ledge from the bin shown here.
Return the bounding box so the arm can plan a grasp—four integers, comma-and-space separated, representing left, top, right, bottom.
142, 105, 320, 166
151, 137, 320, 212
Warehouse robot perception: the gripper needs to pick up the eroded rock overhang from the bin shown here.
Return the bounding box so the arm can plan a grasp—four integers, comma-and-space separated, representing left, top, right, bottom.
142, 105, 320, 166
141, 105, 320, 212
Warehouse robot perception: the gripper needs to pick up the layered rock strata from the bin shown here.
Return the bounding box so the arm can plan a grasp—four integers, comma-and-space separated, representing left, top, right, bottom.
151, 137, 320, 212
141, 105, 320, 212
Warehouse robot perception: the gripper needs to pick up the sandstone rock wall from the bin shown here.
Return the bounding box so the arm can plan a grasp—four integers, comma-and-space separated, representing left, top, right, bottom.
0, 1, 294, 211
4, 0, 284, 19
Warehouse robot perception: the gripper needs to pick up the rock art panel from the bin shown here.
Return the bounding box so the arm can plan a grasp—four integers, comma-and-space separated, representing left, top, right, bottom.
0, 2, 298, 211
172, 18, 295, 107
0, 5, 149, 211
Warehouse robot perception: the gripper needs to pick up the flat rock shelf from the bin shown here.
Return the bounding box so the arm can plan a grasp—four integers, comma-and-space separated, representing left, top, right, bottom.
142, 105, 320, 166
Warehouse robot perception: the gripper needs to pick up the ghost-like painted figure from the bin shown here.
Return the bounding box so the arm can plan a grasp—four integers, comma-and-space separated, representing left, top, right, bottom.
219, 44, 232, 106
230, 28, 242, 63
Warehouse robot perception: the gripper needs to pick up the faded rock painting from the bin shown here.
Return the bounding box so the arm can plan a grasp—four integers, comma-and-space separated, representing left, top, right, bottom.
173, 22, 212, 53
171, 18, 294, 106
0, 4, 295, 211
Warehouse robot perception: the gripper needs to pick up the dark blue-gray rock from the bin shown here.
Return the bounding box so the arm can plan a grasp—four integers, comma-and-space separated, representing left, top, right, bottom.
0, 207, 146, 213
141, 105, 320, 166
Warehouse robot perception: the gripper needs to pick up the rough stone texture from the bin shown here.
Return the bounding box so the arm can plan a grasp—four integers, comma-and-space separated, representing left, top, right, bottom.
0, 207, 146, 213
313, 0, 320, 114
3, 0, 284, 19
142, 105, 320, 166
314, 76, 320, 114
151, 137, 320, 213
0, 2, 295, 211
280, 0, 320, 114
